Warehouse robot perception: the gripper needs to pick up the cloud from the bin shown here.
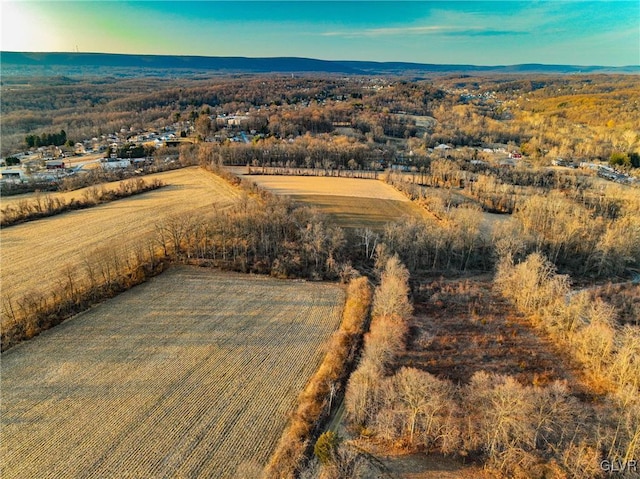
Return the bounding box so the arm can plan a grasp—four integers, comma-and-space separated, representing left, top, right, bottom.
321, 25, 526, 38
322, 25, 448, 37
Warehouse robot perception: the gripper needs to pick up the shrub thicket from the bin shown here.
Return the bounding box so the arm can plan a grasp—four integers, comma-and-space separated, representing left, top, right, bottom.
1, 177, 165, 227
341, 253, 640, 479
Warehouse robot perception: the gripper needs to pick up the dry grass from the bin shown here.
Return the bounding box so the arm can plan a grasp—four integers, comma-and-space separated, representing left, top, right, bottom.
1, 266, 345, 479
590, 281, 640, 326
231, 172, 425, 228
294, 194, 421, 229
0, 167, 240, 303
1, 167, 201, 209
365, 444, 487, 479
403, 278, 588, 393
238, 174, 411, 201
479, 211, 511, 239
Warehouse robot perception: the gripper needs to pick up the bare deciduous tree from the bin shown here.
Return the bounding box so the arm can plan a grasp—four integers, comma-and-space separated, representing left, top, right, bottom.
376, 367, 458, 448
372, 255, 412, 321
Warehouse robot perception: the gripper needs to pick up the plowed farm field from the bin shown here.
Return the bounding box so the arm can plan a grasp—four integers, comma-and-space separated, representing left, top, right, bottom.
1, 267, 345, 479
231, 171, 425, 229
0, 167, 240, 302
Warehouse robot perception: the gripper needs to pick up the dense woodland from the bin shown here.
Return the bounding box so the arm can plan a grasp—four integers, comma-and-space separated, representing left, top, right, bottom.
2, 74, 639, 170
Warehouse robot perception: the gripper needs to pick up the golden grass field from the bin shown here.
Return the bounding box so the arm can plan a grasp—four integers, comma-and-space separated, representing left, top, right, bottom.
233, 172, 425, 229
0, 178, 122, 210
237, 174, 408, 200
293, 194, 421, 229
1, 266, 345, 479
0, 167, 240, 303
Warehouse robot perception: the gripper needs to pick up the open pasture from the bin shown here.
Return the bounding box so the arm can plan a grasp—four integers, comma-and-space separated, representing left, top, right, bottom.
0, 167, 240, 303
235, 173, 425, 228
1, 266, 345, 479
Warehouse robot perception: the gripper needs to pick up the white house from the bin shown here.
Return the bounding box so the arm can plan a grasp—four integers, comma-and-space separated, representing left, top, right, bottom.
100, 158, 131, 170
0, 168, 28, 183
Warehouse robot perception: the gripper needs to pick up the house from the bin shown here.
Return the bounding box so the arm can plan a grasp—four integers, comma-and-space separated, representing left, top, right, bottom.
0, 168, 28, 183
100, 158, 131, 170
227, 115, 249, 127
45, 159, 65, 169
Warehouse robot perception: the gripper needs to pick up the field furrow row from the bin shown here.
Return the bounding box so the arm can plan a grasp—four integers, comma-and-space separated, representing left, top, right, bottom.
2, 267, 344, 479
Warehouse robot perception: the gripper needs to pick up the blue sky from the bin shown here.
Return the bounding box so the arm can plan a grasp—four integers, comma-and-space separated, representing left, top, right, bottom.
1, 1, 639, 65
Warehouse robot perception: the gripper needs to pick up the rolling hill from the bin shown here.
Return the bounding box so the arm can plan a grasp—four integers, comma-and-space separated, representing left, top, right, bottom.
2, 51, 638, 77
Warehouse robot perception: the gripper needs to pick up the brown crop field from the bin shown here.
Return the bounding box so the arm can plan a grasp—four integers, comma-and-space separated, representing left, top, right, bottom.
236, 174, 409, 200
232, 172, 425, 228
1, 266, 345, 479
292, 194, 421, 229
0, 167, 240, 303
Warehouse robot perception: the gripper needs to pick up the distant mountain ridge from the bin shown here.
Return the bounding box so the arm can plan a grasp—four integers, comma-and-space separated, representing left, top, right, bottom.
2, 51, 638, 75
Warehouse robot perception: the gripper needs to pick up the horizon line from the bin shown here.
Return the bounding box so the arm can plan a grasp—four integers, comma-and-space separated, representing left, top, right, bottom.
2, 51, 639, 70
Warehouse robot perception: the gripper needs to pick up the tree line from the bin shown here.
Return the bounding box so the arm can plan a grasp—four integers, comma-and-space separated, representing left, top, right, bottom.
1, 177, 165, 227
384, 163, 640, 279
314, 253, 640, 479
211, 137, 394, 171
25, 129, 68, 148
154, 177, 349, 281
1, 239, 168, 351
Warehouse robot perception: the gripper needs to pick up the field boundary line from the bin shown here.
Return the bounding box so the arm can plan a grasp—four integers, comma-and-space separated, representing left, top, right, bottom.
264, 276, 373, 478
1, 178, 167, 227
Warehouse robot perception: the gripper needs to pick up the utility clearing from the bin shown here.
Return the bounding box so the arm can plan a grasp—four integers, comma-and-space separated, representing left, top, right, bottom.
1, 267, 345, 479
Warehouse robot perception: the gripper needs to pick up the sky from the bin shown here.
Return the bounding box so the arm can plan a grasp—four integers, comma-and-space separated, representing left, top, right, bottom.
1, 1, 639, 66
